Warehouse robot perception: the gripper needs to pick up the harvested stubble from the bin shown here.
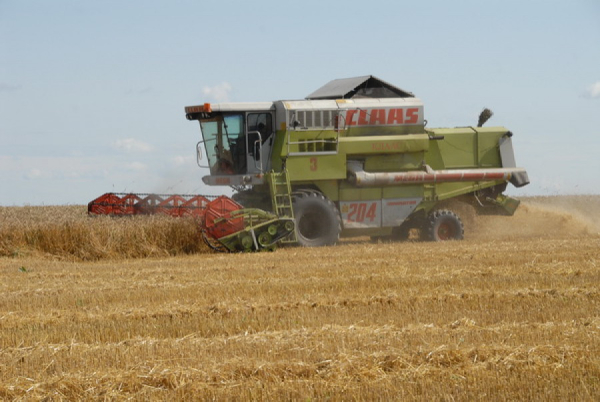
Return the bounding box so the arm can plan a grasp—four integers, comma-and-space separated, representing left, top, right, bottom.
1, 196, 600, 400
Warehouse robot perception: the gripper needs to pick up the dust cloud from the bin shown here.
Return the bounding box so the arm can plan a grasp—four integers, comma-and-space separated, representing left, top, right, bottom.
468, 195, 600, 241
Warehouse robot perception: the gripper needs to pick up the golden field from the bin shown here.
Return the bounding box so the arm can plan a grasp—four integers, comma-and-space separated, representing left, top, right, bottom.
1, 196, 599, 400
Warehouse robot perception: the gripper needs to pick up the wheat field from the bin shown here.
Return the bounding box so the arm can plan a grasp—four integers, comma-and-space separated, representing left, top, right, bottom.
1, 196, 600, 400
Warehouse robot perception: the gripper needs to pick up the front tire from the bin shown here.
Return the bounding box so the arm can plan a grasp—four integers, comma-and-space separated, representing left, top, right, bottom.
292, 191, 341, 247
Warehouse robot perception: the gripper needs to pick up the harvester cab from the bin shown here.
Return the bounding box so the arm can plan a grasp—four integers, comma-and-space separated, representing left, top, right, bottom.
186, 102, 276, 187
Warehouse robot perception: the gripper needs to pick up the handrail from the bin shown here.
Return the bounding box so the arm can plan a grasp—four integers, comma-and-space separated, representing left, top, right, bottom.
285, 111, 344, 156
246, 130, 263, 173
286, 133, 339, 156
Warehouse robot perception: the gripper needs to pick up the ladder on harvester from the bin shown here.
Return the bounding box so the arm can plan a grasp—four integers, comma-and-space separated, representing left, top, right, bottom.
267, 169, 297, 244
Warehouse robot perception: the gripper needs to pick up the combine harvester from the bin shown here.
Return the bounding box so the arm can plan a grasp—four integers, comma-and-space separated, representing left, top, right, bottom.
89, 76, 529, 251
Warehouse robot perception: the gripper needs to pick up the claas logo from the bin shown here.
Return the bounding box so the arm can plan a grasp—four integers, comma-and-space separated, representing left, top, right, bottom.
345, 108, 420, 126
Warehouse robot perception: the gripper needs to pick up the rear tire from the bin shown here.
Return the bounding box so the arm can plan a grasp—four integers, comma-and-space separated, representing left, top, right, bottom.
423, 210, 464, 241
292, 191, 341, 247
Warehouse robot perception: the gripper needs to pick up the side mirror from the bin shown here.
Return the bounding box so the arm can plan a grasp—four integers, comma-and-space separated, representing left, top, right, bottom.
196, 141, 203, 162
196, 141, 209, 169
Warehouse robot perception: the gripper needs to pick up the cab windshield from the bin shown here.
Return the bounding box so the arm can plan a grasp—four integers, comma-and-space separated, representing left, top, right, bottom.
199, 113, 244, 174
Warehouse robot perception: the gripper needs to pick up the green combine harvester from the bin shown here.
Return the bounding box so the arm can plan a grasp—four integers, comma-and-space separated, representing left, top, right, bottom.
183, 75, 529, 249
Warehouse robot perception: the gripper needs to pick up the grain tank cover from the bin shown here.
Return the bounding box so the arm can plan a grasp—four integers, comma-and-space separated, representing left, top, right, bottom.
306, 75, 415, 100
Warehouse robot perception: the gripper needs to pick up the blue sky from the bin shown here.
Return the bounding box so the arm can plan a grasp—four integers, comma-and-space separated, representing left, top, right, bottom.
1, 0, 599, 205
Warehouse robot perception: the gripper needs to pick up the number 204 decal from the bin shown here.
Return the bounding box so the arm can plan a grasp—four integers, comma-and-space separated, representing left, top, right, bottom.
339, 198, 422, 229
340, 201, 381, 228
